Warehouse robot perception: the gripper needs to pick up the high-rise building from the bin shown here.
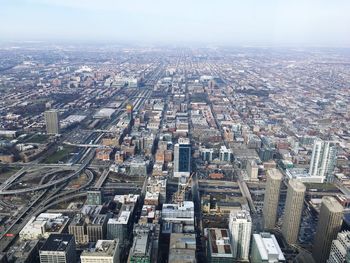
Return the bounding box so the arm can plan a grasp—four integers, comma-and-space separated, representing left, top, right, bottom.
247, 159, 259, 181
44, 110, 60, 135
174, 138, 191, 177
309, 139, 337, 182
206, 228, 234, 263
312, 196, 343, 263
80, 239, 120, 263
328, 231, 350, 263
228, 209, 252, 260
219, 145, 233, 162
39, 234, 76, 263
263, 169, 282, 230
282, 179, 306, 244
250, 232, 285, 263
107, 211, 131, 242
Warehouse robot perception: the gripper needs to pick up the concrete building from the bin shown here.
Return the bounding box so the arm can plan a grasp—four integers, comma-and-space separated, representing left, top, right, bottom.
68, 214, 89, 244
162, 202, 194, 225
263, 169, 282, 230
174, 137, 191, 177
168, 233, 196, 263
247, 159, 259, 181
19, 213, 70, 241
107, 211, 132, 243
39, 234, 76, 263
200, 147, 214, 162
313, 196, 344, 263
281, 180, 306, 244
328, 231, 350, 263
309, 139, 338, 182
69, 205, 106, 244
114, 194, 139, 205
80, 239, 120, 263
44, 110, 60, 135
128, 230, 152, 263
219, 145, 233, 162
206, 228, 234, 263
87, 214, 109, 242
250, 232, 285, 263
86, 191, 102, 205
228, 209, 252, 261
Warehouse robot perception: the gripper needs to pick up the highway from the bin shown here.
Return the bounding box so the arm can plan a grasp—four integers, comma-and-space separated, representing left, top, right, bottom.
94, 169, 110, 189
0, 168, 95, 252
0, 149, 95, 195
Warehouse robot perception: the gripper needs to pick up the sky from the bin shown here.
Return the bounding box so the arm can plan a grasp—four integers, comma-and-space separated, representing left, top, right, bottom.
1, 0, 350, 47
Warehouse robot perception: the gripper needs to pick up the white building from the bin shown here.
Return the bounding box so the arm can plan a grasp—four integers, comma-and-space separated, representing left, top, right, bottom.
229, 209, 252, 261
20, 213, 69, 241
80, 239, 120, 263
113, 194, 139, 204
328, 231, 350, 263
250, 233, 285, 263
162, 201, 194, 224
247, 159, 259, 181
309, 139, 337, 182
219, 145, 233, 162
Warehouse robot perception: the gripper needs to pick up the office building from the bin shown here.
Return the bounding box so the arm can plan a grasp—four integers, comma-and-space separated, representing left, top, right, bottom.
128, 230, 153, 263
162, 202, 194, 225
69, 205, 106, 244
309, 139, 337, 182
168, 233, 196, 263
44, 110, 60, 135
174, 138, 191, 177
87, 214, 108, 242
200, 147, 214, 162
247, 159, 259, 181
107, 211, 131, 242
328, 231, 350, 263
80, 239, 120, 263
313, 196, 343, 263
219, 145, 233, 162
228, 209, 252, 260
206, 228, 234, 263
282, 180, 306, 244
39, 234, 76, 263
68, 214, 89, 244
250, 232, 285, 263
86, 191, 102, 205
263, 169, 282, 230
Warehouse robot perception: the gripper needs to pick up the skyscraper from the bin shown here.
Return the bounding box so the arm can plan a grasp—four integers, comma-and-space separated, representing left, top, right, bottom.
309, 139, 337, 182
44, 110, 60, 134
229, 209, 252, 261
313, 196, 343, 263
263, 168, 282, 230
328, 231, 350, 263
174, 137, 191, 177
39, 234, 76, 263
282, 179, 306, 244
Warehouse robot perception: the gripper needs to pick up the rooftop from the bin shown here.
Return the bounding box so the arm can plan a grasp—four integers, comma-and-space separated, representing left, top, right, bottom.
40, 234, 74, 252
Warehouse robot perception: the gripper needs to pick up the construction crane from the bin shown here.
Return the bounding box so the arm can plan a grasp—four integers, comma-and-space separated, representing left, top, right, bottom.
173, 172, 194, 203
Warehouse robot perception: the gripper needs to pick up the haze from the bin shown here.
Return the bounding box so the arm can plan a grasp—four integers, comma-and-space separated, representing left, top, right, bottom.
1, 0, 350, 47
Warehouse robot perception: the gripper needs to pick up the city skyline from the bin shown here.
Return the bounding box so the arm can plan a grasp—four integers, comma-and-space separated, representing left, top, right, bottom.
1, 0, 350, 47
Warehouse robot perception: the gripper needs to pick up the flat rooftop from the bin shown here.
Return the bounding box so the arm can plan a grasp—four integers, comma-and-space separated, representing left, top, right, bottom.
207, 228, 233, 257
40, 234, 74, 252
